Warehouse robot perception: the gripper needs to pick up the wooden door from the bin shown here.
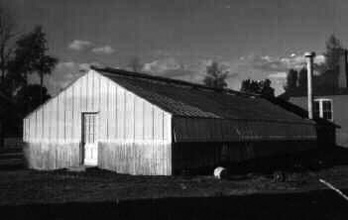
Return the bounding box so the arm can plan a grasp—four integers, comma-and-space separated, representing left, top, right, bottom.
83, 113, 98, 166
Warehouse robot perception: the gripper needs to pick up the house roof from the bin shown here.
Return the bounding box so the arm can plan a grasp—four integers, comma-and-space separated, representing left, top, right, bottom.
279, 88, 348, 99
94, 66, 314, 125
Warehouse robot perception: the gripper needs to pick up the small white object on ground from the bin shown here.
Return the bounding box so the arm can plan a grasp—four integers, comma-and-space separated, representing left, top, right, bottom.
214, 167, 227, 179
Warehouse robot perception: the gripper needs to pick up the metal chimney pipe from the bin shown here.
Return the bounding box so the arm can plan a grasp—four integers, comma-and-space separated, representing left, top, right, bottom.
305, 52, 316, 119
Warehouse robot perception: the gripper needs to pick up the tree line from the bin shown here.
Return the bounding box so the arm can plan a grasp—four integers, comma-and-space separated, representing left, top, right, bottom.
283, 34, 344, 97
201, 60, 275, 97
202, 34, 345, 99
0, 5, 57, 136
0, 7, 57, 111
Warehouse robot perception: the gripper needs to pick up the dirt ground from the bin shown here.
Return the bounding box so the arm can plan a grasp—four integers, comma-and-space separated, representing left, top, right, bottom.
1, 147, 348, 219
0, 166, 345, 205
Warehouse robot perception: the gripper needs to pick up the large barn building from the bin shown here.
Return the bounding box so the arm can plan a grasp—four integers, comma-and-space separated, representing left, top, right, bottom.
23, 67, 317, 175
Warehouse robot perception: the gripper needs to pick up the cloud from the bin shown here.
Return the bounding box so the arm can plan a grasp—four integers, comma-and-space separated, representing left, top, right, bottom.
143, 58, 181, 73
55, 61, 91, 72
314, 54, 326, 64
92, 45, 115, 55
142, 57, 207, 83
268, 72, 287, 79
267, 72, 288, 95
142, 57, 241, 90
68, 40, 93, 51
235, 53, 326, 77
56, 61, 76, 69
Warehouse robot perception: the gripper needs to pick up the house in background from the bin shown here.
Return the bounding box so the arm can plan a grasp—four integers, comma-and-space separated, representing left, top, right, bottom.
287, 50, 348, 147
23, 66, 317, 175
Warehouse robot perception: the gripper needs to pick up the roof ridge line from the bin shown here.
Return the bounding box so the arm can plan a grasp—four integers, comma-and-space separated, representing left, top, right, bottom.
91, 65, 258, 98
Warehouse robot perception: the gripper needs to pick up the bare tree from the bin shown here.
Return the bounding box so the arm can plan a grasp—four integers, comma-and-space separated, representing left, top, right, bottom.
0, 4, 16, 84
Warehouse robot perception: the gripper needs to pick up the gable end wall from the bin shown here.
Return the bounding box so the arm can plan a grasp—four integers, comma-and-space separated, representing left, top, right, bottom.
23, 70, 172, 175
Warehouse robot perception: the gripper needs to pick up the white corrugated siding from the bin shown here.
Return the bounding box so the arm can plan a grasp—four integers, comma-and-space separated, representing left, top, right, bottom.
24, 70, 172, 143
23, 70, 172, 174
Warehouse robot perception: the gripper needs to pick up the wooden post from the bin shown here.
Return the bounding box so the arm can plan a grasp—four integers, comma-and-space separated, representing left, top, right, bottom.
305, 52, 315, 119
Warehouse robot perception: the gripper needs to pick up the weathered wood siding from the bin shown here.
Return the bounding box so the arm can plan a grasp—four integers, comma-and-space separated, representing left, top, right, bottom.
23, 70, 172, 174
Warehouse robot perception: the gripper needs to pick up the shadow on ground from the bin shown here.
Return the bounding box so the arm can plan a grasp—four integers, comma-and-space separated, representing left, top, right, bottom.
184, 146, 348, 178
1, 189, 348, 220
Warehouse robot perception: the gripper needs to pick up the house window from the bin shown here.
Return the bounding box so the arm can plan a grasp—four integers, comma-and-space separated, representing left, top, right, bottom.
314, 99, 333, 121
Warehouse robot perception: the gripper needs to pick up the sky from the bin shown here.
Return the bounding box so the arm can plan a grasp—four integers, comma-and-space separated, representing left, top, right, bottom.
3, 0, 348, 95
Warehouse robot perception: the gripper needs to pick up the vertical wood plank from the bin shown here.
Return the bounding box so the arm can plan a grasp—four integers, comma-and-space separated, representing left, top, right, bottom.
134, 97, 144, 140
105, 78, 110, 140
108, 81, 116, 141
58, 92, 65, 142
49, 97, 57, 141
71, 84, 75, 141
29, 113, 35, 142
99, 77, 107, 140
143, 102, 153, 140
163, 112, 171, 142
116, 86, 125, 139
23, 119, 26, 141
86, 72, 90, 111
35, 111, 39, 141
153, 106, 163, 141
93, 72, 100, 112
41, 106, 45, 141
125, 91, 134, 140
113, 84, 118, 140
65, 87, 73, 142
86, 73, 91, 111
74, 79, 81, 141
42, 105, 48, 141
27, 118, 30, 142
80, 74, 86, 112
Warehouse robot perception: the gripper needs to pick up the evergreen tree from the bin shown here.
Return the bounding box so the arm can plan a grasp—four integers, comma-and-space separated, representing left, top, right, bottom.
298, 67, 307, 94
325, 34, 344, 71
284, 69, 298, 93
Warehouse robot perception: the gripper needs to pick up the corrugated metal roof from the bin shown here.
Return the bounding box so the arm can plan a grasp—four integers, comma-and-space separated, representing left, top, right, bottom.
95, 67, 314, 125
172, 118, 316, 142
